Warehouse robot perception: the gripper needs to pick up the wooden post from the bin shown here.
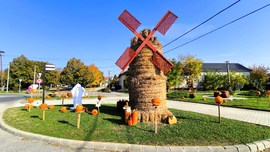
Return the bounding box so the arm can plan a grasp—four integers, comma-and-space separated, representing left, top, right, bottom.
42, 110, 45, 121
28, 104, 31, 112
218, 103, 221, 123
62, 98, 64, 107
77, 113, 81, 128
268, 95, 270, 107
155, 106, 158, 133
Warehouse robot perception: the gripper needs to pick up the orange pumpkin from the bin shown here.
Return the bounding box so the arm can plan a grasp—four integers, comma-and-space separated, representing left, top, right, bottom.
60, 107, 67, 113
47, 96, 51, 99
152, 98, 161, 106
215, 96, 223, 104
91, 109, 98, 115
39, 103, 48, 109
75, 105, 84, 112
98, 94, 102, 100
61, 93, 66, 98
266, 90, 270, 95
223, 100, 227, 103
67, 92, 72, 97
49, 105, 54, 110
256, 91, 261, 95
27, 98, 34, 104
202, 97, 206, 101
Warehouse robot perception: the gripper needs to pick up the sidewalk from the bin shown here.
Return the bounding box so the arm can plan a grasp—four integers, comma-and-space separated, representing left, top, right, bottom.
1, 93, 270, 152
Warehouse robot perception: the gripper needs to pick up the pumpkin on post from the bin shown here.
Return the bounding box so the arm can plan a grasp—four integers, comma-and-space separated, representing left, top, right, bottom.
214, 96, 223, 123
266, 90, 270, 107
39, 103, 48, 121
27, 98, 35, 112
152, 97, 160, 134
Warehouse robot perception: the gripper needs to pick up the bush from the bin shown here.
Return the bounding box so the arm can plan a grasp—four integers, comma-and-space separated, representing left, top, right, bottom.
167, 90, 189, 99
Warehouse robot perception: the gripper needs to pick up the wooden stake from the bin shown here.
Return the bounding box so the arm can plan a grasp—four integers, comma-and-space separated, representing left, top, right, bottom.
42, 110, 45, 121
218, 103, 221, 123
77, 113, 81, 128
62, 98, 64, 107
154, 106, 158, 134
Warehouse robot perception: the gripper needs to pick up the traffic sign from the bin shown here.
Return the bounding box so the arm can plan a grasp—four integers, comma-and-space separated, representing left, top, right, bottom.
36, 78, 42, 84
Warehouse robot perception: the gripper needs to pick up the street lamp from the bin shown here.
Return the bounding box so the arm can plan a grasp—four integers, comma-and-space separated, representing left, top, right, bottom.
37, 73, 42, 96
19, 79, 22, 93
0, 50, 5, 90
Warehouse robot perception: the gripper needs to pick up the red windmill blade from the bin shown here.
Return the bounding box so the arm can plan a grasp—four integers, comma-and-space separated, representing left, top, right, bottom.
115, 10, 178, 74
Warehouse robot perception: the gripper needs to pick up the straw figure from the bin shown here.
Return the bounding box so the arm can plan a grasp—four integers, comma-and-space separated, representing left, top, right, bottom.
128, 29, 173, 123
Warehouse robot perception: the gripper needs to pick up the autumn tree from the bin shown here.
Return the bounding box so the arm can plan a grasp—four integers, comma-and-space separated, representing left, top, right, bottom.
248, 64, 270, 92
89, 64, 104, 87
165, 58, 182, 90
178, 54, 203, 87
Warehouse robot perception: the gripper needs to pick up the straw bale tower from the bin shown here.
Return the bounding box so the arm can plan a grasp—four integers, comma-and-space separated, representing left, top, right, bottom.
128, 29, 173, 123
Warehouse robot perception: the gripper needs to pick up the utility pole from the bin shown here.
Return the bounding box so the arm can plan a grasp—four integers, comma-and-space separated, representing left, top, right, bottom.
0, 50, 5, 90
6, 62, 9, 93
226, 61, 231, 91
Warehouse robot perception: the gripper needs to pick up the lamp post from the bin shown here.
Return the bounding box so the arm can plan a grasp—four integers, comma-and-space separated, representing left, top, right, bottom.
37, 73, 42, 96
19, 79, 22, 93
0, 50, 5, 90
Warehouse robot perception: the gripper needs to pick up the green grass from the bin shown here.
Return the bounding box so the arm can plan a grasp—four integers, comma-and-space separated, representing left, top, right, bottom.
167, 91, 270, 111
3, 104, 270, 146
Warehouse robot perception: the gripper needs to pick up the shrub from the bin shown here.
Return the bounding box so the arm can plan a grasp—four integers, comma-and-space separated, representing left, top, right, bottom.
167, 91, 189, 99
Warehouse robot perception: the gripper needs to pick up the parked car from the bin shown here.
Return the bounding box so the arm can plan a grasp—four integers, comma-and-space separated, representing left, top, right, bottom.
66, 85, 73, 90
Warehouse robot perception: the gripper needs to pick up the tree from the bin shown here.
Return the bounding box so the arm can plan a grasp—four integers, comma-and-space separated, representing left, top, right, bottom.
165, 58, 182, 90
199, 70, 226, 90
248, 64, 270, 92
178, 54, 203, 87
225, 71, 248, 93
60, 58, 86, 86
88, 64, 104, 87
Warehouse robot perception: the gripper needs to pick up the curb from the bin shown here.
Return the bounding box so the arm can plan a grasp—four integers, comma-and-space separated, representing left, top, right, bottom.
1, 99, 270, 152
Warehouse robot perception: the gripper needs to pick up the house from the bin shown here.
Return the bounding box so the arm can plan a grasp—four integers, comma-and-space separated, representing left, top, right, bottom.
201, 63, 251, 75
117, 63, 252, 89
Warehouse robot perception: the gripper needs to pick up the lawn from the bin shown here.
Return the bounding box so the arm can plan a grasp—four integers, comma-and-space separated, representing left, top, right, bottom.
167, 90, 270, 111
3, 104, 270, 146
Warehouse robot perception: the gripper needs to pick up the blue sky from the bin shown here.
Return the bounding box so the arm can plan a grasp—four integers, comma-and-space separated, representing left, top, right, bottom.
0, 0, 269, 77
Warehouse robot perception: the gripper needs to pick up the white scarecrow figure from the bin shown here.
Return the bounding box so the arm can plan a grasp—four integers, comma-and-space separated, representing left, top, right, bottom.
70, 83, 85, 110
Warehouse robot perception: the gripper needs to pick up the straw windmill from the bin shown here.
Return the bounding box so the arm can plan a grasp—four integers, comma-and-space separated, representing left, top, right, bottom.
116, 10, 178, 123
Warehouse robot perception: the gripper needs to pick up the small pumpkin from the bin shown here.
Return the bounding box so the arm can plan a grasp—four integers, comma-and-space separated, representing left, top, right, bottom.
266, 90, 270, 95
256, 91, 261, 95
27, 98, 34, 104
152, 97, 161, 106
202, 97, 206, 101
215, 96, 223, 104
39, 103, 48, 110
98, 94, 102, 100
47, 96, 51, 99
36, 96, 40, 98
61, 93, 66, 98
60, 107, 67, 113
67, 92, 72, 97
223, 100, 227, 103
91, 109, 98, 115
75, 105, 84, 112
49, 105, 54, 110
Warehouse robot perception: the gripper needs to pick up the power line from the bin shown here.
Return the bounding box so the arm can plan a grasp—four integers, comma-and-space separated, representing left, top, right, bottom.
162, 0, 241, 48
163, 3, 270, 54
